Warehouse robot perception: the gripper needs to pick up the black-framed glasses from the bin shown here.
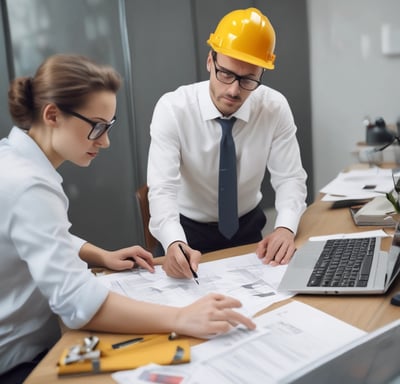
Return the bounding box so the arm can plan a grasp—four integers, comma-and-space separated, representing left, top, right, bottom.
57, 105, 116, 140
211, 51, 262, 91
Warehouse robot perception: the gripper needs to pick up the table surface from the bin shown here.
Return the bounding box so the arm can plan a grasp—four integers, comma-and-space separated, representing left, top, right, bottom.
25, 195, 400, 383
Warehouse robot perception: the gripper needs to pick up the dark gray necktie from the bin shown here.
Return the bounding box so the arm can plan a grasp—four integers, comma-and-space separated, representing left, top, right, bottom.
217, 117, 239, 239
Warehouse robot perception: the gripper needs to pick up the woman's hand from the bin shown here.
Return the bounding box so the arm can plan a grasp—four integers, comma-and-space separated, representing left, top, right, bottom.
104, 246, 154, 272
175, 293, 256, 339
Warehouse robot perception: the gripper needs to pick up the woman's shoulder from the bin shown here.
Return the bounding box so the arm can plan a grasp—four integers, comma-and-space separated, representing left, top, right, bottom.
0, 140, 61, 202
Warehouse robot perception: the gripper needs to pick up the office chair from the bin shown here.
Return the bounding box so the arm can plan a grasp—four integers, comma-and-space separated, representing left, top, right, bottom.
135, 184, 164, 256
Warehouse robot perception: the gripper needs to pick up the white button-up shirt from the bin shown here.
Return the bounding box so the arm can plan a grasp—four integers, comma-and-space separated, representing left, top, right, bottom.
147, 81, 308, 250
0, 127, 109, 373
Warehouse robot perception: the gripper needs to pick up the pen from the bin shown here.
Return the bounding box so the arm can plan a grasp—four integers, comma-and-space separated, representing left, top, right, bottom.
178, 244, 199, 285
111, 337, 144, 349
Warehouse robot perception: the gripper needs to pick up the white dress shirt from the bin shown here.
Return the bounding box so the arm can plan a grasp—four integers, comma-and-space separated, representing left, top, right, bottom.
147, 81, 308, 250
0, 127, 109, 373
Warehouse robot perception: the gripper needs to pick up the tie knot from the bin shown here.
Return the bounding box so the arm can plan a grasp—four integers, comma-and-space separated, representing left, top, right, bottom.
216, 117, 236, 133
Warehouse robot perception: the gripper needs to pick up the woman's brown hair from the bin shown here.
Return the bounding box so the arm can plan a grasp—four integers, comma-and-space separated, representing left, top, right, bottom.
8, 54, 122, 130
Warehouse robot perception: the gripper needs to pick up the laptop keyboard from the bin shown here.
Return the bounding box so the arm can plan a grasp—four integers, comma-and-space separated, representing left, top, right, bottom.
307, 238, 376, 288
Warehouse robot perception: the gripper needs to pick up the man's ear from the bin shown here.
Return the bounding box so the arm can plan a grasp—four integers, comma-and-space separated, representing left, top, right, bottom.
206, 51, 212, 73
42, 104, 59, 127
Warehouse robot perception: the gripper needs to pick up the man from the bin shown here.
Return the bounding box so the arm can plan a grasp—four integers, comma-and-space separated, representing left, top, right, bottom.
147, 7, 307, 279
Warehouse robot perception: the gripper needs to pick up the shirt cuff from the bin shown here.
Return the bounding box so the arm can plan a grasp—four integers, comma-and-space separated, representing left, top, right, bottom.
274, 209, 302, 235
158, 222, 187, 251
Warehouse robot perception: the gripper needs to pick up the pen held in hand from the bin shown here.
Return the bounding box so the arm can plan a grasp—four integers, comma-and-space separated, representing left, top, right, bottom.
178, 244, 199, 285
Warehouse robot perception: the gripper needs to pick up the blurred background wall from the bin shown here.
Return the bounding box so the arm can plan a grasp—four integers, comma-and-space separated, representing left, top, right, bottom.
1, 0, 398, 251
308, 0, 400, 192
0, 0, 311, 250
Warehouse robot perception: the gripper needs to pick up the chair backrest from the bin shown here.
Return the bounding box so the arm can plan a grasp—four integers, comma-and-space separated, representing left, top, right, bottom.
135, 184, 162, 254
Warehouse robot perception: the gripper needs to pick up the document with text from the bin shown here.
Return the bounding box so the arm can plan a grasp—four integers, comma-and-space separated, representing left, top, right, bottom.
98, 252, 293, 317
320, 167, 393, 200
112, 301, 365, 384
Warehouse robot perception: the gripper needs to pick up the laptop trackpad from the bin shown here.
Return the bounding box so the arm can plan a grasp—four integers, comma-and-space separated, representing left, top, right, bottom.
279, 241, 325, 290
291, 241, 325, 268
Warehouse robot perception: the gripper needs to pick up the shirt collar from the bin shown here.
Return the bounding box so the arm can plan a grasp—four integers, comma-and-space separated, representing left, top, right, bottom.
8, 126, 63, 183
198, 80, 252, 123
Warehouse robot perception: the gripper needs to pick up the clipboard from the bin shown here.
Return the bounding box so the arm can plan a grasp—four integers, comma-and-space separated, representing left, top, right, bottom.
57, 333, 191, 376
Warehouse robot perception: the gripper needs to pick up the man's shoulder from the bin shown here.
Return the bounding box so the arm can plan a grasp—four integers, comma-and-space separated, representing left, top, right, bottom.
242, 85, 292, 120
254, 84, 287, 102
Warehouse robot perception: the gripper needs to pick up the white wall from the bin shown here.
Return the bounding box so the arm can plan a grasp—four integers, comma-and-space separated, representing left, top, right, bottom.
308, 0, 400, 196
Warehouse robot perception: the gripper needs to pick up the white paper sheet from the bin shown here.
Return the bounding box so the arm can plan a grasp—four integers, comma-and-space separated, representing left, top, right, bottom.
111, 301, 365, 384
98, 253, 292, 317
309, 229, 389, 241
320, 168, 393, 199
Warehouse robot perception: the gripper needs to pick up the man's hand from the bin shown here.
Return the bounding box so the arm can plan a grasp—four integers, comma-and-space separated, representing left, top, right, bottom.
163, 242, 202, 278
256, 227, 296, 265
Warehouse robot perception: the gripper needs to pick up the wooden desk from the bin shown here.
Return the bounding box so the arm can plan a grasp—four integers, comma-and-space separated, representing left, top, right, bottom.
25, 198, 400, 383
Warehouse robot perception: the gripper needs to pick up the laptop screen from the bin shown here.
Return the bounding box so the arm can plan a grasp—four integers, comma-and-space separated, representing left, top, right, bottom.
387, 221, 400, 287
283, 319, 400, 384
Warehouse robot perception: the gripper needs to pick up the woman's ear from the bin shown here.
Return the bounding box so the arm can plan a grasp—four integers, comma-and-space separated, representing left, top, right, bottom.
42, 104, 59, 127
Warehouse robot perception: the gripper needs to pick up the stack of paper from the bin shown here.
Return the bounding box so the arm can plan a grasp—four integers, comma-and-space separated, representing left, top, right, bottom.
320, 168, 393, 202
350, 196, 397, 227
112, 301, 366, 384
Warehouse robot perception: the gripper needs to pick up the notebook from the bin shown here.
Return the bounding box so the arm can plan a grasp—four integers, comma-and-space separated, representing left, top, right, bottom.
281, 318, 400, 384
278, 222, 400, 294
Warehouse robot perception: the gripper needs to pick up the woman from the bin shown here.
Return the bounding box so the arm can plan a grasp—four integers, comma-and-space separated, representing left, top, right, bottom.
0, 54, 255, 383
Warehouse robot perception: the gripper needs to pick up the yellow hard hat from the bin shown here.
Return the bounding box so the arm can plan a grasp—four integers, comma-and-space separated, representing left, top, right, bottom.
207, 8, 276, 70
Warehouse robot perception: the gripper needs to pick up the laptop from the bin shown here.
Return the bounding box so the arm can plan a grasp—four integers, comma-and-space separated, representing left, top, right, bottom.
280, 318, 400, 384
278, 222, 400, 294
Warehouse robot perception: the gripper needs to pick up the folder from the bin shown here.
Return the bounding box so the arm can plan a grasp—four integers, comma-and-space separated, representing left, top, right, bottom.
57, 333, 191, 376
